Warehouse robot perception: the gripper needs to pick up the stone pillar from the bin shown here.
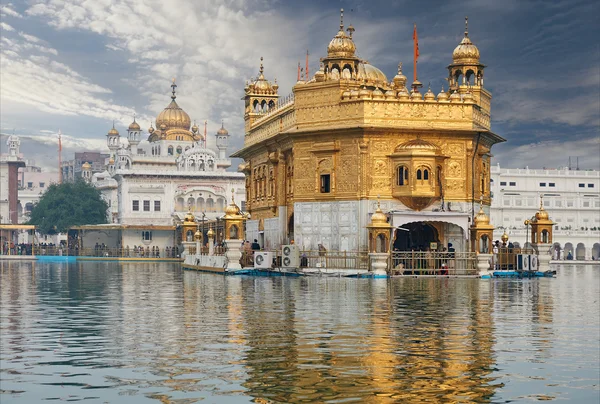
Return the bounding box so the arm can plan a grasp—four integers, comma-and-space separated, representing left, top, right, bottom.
225, 239, 242, 270
369, 252, 389, 277
536, 243, 552, 272
477, 253, 492, 278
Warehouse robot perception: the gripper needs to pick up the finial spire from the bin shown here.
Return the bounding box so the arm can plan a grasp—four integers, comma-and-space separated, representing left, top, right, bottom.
221, 119, 224, 128
112, 120, 115, 129
464, 16, 469, 37
133, 113, 136, 122
340, 8, 344, 31
171, 78, 177, 100
231, 188, 235, 204
259, 57, 264, 76
398, 62, 403, 73
540, 194, 544, 210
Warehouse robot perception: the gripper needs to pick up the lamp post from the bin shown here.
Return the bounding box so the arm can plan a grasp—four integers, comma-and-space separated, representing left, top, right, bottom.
201, 211, 206, 252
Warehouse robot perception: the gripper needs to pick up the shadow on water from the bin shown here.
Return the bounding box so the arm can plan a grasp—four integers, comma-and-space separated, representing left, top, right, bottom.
1, 261, 598, 403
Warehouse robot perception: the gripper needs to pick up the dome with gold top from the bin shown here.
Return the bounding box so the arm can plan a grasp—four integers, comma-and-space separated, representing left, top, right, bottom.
395, 138, 440, 153
183, 211, 195, 223
128, 118, 140, 131
327, 9, 356, 58
474, 206, 490, 226
247, 57, 278, 95
156, 99, 191, 131
155, 79, 192, 132
370, 206, 388, 225
224, 202, 241, 218
452, 18, 480, 64
356, 61, 388, 85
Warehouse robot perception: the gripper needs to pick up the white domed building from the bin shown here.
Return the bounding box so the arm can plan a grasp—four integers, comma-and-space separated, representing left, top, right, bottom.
78, 81, 245, 253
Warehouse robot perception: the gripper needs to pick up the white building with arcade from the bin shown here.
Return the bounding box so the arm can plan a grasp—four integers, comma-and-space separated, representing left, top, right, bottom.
490, 164, 600, 260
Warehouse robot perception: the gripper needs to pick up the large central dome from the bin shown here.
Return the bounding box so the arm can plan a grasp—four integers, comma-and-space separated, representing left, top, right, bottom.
156, 82, 191, 131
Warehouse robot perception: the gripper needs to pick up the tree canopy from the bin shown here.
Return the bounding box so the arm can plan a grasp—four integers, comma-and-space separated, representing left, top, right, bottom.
28, 180, 108, 234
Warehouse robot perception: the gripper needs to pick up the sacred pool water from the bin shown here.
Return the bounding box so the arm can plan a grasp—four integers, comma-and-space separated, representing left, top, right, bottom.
1, 261, 598, 403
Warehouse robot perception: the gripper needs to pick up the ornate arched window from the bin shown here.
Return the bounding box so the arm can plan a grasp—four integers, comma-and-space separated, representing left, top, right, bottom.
397, 166, 409, 186
176, 146, 182, 155
416, 169, 422, 180
168, 146, 174, 155
423, 169, 429, 180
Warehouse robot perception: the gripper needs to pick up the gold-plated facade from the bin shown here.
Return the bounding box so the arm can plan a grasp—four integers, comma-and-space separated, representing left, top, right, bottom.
233, 12, 504, 248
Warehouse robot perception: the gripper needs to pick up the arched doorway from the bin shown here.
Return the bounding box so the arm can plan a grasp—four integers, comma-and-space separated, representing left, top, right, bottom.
393, 222, 439, 251
553, 242, 561, 260
576, 243, 586, 260
592, 243, 600, 260
564, 243, 574, 260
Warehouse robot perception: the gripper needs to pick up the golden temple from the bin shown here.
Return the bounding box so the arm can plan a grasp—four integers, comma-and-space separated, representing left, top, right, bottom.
233, 11, 505, 252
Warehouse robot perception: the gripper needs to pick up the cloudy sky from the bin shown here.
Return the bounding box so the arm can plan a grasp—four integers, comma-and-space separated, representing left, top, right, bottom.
1, 0, 599, 171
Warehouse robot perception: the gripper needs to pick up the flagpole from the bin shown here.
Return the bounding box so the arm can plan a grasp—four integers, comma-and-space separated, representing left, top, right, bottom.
58, 130, 62, 184
413, 23, 418, 82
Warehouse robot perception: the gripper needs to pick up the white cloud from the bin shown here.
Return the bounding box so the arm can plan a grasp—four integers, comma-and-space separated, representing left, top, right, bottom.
494, 137, 600, 170
0, 3, 22, 18
1, 22, 15, 31
0, 28, 151, 127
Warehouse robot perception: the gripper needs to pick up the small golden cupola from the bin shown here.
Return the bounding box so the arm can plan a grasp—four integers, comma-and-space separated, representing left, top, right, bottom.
530, 195, 554, 244
367, 199, 393, 254
181, 209, 197, 243
327, 9, 356, 58
223, 189, 246, 240
244, 57, 279, 123
471, 202, 494, 254
448, 17, 486, 94
390, 138, 447, 211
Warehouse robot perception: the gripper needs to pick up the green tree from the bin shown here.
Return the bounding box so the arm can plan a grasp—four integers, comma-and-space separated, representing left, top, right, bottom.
28, 180, 108, 234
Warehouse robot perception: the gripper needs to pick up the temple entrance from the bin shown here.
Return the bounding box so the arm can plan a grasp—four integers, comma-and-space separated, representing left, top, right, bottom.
393, 222, 440, 252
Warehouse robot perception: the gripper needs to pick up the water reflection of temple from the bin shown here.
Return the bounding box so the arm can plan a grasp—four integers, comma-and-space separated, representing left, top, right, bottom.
237, 278, 500, 403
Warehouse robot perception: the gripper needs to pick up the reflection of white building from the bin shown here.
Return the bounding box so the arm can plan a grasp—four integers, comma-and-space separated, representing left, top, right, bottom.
490, 164, 600, 260
82, 81, 245, 250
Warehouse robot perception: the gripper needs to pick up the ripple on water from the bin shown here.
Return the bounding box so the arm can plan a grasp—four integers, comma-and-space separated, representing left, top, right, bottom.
0, 262, 598, 403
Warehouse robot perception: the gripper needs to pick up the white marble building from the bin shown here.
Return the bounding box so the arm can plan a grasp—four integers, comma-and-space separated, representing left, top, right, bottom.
84, 81, 245, 251
490, 164, 600, 260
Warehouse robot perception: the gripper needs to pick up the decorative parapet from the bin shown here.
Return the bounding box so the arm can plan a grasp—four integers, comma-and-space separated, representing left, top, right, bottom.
245, 105, 296, 148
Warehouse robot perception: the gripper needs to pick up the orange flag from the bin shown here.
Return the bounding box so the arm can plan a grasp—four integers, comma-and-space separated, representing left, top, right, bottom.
413, 23, 419, 81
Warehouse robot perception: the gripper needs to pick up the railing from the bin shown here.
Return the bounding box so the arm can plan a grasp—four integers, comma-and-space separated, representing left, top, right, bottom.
296, 250, 369, 270
390, 251, 477, 276
189, 246, 226, 256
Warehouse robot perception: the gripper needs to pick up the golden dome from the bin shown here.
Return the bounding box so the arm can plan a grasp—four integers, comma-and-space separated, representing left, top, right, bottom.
371, 204, 388, 224
397, 87, 410, 100
224, 189, 242, 218
155, 80, 191, 131
248, 57, 278, 95
424, 85, 436, 101
191, 122, 199, 134
452, 17, 480, 64
501, 231, 509, 244
450, 90, 462, 102
217, 122, 229, 135
385, 89, 396, 99
108, 157, 115, 165
207, 227, 215, 238
128, 118, 140, 131
359, 86, 371, 98
437, 85, 449, 101
327, 9, 356, 58
393, 62, 407, 88
156, 99, 191, 131
82, 162, 91, 170
107, 125, 119, 136
535, 196, 550, 221
372, 88, 384, 99
474, 206, 490, 226
184, 211, 195, 223
395, 138, 440, 153
194, 229, 201, 241
356, 62, 388, 85
148, 123, 154, 134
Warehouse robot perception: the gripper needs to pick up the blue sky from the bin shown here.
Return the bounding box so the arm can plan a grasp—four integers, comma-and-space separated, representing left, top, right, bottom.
1, 0, 599, 171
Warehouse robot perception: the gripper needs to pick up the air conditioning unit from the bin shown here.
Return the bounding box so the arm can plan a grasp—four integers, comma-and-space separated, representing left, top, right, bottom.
281, 244, 300, 268
254, 251, 274, 269
530, 254, 538, 271
517, 254, 530, 271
